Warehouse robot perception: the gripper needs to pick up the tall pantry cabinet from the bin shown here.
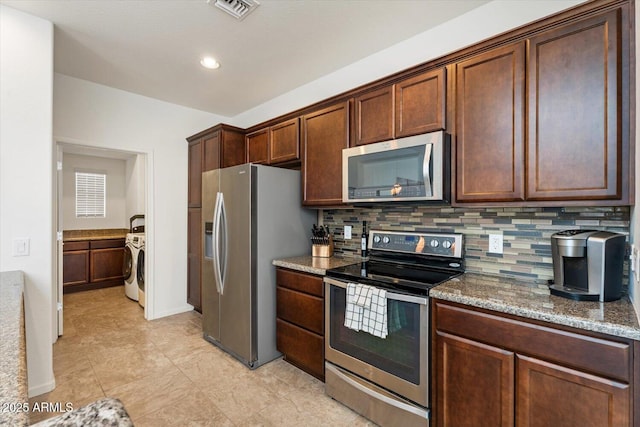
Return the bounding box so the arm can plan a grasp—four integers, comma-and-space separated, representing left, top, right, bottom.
186, 124, 245, 311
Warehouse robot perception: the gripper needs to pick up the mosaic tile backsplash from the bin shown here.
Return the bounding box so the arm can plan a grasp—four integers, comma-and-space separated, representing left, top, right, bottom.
323, 206, 630, 285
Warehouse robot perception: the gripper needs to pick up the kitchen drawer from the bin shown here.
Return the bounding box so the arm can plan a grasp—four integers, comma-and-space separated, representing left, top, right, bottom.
276, 318, 324, 380
434, 301, 631, 382
63, 240, 89, 251
276, 268, 323, 297
277, 286, 323, 335
90, 238, 125, 249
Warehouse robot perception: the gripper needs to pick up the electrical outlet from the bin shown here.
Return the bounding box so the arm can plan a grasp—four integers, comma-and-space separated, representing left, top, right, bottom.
344, 225, 352, 240
488, 234, 503, 254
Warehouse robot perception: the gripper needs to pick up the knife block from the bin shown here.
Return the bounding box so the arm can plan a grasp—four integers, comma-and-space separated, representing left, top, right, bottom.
312, 236, 334, 258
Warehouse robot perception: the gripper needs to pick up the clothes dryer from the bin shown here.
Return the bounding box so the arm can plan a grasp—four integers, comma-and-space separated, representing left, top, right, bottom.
123, 233, 144, 301
137, 235, 145, 308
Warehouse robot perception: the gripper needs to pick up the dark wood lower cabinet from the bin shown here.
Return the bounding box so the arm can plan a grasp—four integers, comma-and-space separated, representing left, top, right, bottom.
436, 331, 514, 427
433, 300, 635, 426
275, 267, 325, 381
63, 249, 89, 287
63, 238, 125, 293
516, 355, 630, 427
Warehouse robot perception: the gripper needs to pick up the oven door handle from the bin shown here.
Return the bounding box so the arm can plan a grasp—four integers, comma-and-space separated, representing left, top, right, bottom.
323, 277, 428, 305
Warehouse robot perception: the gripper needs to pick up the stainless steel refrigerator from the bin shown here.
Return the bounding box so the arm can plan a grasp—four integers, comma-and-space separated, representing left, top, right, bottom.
201, 163, 316, 369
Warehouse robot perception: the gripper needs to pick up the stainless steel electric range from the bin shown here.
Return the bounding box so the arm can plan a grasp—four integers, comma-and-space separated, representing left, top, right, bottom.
324, 230, 464, 427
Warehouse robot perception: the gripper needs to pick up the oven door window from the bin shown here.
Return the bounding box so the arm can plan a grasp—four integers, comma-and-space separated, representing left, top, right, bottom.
328, 285, 421, 384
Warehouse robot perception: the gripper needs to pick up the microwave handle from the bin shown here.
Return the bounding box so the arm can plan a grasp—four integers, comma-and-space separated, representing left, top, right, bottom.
422, 143, 433, 197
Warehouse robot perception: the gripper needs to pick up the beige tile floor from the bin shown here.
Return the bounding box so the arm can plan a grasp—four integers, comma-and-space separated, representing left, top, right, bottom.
29, 286, 374, 426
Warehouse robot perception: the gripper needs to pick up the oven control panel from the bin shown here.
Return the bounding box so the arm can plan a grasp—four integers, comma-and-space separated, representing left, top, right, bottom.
368, 230, 463, 259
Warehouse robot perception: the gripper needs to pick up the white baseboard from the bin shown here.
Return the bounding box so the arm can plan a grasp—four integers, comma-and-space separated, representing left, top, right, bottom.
150, 304, 195, 320
29, 377, 56, 398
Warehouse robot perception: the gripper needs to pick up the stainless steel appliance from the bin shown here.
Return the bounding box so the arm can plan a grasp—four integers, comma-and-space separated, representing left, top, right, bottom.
550, 229, 625, 302
342, 131, 449, 203
324, 230, 464, 427
202, 164, 316, 368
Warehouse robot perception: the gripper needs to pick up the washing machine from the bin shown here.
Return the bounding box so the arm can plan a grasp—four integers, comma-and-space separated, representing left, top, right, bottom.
136, 235, 145, 308
123, 233, 144, 301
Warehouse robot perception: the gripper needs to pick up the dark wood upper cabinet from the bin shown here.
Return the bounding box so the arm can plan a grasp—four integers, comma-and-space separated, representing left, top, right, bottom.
246, 118, 300, 165
455, 42, 526, 203
354, 68, 446, 146
526, 9, 622, 201
455, 6, 629, 206
220, 127, 246, 168
203, 131, 221, 172
246, 128, 269, 164
395, 68, 446, 138
354, 86, 394, 146
270, 118, 300, 164
301, 101, 350, 206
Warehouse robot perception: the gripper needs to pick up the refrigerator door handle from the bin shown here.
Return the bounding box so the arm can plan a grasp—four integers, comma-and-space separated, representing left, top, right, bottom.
219, 191, 228, 295
212, 191, 223, 295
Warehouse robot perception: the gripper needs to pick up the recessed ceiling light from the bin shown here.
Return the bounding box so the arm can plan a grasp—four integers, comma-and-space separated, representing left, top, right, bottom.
200, 56, 220, 69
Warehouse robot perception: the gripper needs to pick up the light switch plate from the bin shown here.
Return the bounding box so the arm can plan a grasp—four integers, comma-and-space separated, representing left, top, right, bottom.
488, 234, 503, 254
344, 225, 352, 240
12, 238, 30, 257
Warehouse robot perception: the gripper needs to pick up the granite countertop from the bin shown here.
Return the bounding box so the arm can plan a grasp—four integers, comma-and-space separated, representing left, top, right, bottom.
432, 273, 640, 341
273, 255, 362, 276
31, 398, 133, 427
63, 228, 129, 242
0, 271, 28, 427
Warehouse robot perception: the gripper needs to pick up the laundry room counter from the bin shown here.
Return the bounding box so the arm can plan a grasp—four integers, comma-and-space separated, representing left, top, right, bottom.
63, 228, 129, 242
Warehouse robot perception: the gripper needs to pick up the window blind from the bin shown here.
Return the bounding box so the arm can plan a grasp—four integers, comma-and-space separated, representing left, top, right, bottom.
76, 172, 106, 218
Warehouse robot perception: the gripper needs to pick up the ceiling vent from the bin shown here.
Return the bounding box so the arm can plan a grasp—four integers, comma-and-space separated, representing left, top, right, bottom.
208, 0, 260, 20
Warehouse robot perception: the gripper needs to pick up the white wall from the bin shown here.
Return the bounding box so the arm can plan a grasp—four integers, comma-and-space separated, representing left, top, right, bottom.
126, 154, 146, 223
62, 153, 127, 230
0, 5, 55, 396
54, 74, 225, 320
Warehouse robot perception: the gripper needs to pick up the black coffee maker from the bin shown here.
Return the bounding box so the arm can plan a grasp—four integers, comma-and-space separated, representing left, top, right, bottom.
549, 230, 625, 302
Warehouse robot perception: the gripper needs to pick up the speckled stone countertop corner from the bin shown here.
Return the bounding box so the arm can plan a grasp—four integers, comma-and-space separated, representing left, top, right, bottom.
0, 271, 28, 427
31, 398, 133, 427
432, 273, 640, 341
273, 255, 363, 276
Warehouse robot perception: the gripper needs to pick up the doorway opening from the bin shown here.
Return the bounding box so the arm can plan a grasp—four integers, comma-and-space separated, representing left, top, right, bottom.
55, 142, 149, 338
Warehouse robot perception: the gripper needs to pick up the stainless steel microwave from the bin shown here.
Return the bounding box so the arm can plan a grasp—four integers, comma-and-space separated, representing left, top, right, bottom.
342, 131, 448, 203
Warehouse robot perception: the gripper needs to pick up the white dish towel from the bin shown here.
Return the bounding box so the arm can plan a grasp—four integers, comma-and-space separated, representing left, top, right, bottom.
344, 283, 388, 339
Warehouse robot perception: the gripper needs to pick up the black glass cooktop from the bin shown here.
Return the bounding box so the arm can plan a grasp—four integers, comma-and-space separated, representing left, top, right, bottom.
325, 258, 462, 297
